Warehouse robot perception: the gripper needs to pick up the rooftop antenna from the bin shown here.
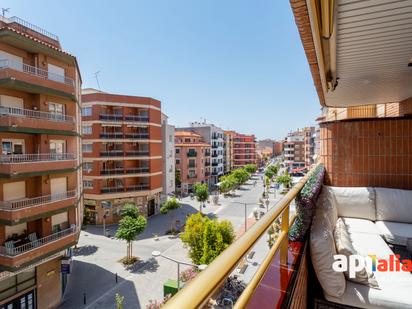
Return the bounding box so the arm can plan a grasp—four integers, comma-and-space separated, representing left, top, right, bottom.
94, 71, 101, 90
2, 8, 10, 17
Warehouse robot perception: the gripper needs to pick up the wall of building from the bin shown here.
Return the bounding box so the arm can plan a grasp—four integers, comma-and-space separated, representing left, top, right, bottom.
320, 117, 412, 189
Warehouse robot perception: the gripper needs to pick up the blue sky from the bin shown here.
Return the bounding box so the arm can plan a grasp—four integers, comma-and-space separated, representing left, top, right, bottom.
3, 0, 321, 140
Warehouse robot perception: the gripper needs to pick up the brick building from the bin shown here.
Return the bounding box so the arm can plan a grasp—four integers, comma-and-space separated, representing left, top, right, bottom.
233, 133, 257, 168
0, 16, 82, 308
175, 131, 211, 194
81, 89, 163, 224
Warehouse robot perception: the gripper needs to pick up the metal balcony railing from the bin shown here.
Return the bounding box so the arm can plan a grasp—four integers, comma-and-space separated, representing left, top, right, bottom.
187, 174, 197, 179
100, 132, 123, 139
0, 106, 74, 123
126, 184, 150, 192
0, 15, 59, 41
0, 59, 74, 86
101, 184, 150, 193
0, 190, 76, 210
99, 114, 123, 121
125, 150, 149, 156
163, 165, 319, 308
100, 150, 124, 157
187, 151, 197, 157
124, 115, 149, 122
0, 226, 77, 256
0, 153, 76, 163
124, 133, 149, 139
100, 167, 150, 175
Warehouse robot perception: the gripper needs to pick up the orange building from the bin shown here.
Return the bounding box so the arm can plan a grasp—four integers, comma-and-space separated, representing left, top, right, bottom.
233, 133, 257, 168
175, 131, 211, 194
0, 16, 82, 308
81, 89, 163, 224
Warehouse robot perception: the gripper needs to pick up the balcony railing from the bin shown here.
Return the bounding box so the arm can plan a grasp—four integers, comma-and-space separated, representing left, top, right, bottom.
100, 167, 150, 175
0, 190, 76, 210
0, 59, 74, 86
187, 174, 197, 179
100, 132, 123, 139
124, 115, 149, 122
163, 166, 318, 308
100, 150, 124, 157
124, 133, 149, 139
101, 184, 149, 193
0, 106, 74, 123
0, 226, 77, 257
0, 153, 76, 163
0, 15, 59, 41
125, 150, 150, 156
99, 114, 123, 121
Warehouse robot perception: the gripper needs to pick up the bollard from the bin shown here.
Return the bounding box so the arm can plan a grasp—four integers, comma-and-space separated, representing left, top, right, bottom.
83, 292, 86, 305
115, 273, 118, 283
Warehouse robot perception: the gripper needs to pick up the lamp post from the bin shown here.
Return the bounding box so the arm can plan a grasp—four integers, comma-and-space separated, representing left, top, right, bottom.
233, 202, 256, 233
151, 251, 207, 290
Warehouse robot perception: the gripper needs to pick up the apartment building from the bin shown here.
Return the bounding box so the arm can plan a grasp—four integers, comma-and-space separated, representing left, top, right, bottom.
303, 126, 316, 167
272, 141, 283, 156
175, 131, 211, 194
233, 133, 257, 168
161, 113, 175, 199
177, 123, 224, 185
283, 130, 305, 168
0, 16, 82, 308
223, 130, 235, 174
81, 89, 163, 224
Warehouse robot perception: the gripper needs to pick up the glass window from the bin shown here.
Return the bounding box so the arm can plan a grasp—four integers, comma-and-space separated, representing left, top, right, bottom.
82, 107, 92, 116
82, 126, 92, 135
83, 162, 93, 172
82, 144, 92, 153
83, 180, 93, 189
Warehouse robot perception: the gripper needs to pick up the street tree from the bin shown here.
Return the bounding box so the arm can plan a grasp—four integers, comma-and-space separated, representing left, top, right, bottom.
120, 203, 139, 219
175, 170, 182, 192
181, 213, 235, 265
244, 164, 257, 174
115, 215, 147, 263
160, 197, 181, 232
194, 183, 209, 212
276, 171, 292, 189
232, 168, 250, 184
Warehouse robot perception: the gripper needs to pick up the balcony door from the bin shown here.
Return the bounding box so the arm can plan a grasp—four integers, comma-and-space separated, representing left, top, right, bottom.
47, 63, 65, 83
3, 181, 26, 202
48, 102, 65, 120
51, 177, 67, 197
49, 140, 65, 156
0, 50, 23, 71
2, 139, 24, 155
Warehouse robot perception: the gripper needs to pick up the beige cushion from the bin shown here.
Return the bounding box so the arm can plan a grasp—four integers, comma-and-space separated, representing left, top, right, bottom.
334, 218, 378, 289
327, 186, 376, 221
350, 231, 394, 260
317, 186, 338, 225
375, 188, 412, 223
310, 211, 346, 297
342, 218, 381, 235
375, 221, 412, 246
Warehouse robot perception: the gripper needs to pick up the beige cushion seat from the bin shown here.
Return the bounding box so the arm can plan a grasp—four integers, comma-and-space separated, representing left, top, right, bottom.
375, 221, 412, 246
342, 218, 381, 235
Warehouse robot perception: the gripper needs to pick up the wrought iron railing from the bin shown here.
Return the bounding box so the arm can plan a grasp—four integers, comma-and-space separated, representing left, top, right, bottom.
0, 59, 73, 86
0, 190, 76, 210
99, 114, 123, 121
124, 133, 149, 139
124, 115, 149, 122
0, 153, 76, 163
100, 167, 150, 175
0, 15, 59, 41
0, 106, 74, 123
101, 184, 149, 193
100, 132, 123, 139
0, 226, 77, 256
100, 150, 124, 157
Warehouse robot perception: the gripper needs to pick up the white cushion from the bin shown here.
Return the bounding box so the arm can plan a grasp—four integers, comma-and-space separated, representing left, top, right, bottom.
316, 186, 338, 226
327, 186, 376, 221
350, 232, 394, 260
342, 218, 381, 235
310, 211, 346, 298
375, 188, 412, 223
375, 221, 412, 246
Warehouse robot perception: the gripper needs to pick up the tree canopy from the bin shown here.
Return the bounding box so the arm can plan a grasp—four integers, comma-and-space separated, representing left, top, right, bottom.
119, 203, 139, 219
194, 183, 209, 203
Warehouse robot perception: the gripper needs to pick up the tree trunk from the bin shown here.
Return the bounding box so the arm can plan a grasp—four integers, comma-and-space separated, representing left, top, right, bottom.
130, 241, 133, 258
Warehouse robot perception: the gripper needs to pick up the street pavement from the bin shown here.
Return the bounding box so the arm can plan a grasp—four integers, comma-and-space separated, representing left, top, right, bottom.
59, 172, 286, 309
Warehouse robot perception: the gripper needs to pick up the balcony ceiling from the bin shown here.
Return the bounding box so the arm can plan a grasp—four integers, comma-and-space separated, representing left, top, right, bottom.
325, 0, 412, 107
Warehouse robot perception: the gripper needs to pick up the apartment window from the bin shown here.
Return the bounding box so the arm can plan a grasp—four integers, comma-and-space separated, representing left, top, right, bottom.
82, 107, 92, 116
83, 162, 93, 172
48, 102, 65, 120
82, 144, 92, 153
82, 126, 92, 135
176, 148, 180, 154
185, 138, 190, 143
49, 140, 65, 154
176, 159, 180, 165
1, 139, 24, 155
83, 180, 93, 189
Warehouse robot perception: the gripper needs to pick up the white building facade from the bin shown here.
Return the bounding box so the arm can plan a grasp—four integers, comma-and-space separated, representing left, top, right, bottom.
161, 113, 175, 199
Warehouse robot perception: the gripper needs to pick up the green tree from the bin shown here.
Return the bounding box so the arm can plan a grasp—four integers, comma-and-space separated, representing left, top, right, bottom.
244, 164, 257, 174
115, 215, 147, 260
160, 197, 181, 232
120, 203, 139, 219
175, 170, 182, 190
180, 213, 235, 265
194, 183, 209, 212
219, 175, 236, 194
276, 171, 292, 188
232, 168, 250, 184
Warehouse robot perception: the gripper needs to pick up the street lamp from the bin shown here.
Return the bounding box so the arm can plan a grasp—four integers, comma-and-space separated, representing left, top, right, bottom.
151, 251, 207, 290
232, 202, 257, 233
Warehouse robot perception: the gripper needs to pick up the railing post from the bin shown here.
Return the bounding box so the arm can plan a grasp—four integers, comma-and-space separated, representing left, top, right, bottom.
280, 205, 289, 266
